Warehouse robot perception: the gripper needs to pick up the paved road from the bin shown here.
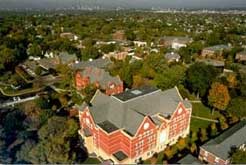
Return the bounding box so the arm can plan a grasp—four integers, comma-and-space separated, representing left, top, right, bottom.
0, 95, 40, 108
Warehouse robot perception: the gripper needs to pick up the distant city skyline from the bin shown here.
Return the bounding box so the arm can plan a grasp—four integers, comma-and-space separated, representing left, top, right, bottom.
0, 0, 246, 10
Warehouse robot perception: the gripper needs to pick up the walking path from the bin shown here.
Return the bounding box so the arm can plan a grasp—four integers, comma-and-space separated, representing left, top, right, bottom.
0, 95, 40, 108
191, 115, 219, 123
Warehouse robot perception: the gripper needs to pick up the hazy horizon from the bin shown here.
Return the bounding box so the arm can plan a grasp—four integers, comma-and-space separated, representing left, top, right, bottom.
0, 0, 246, 10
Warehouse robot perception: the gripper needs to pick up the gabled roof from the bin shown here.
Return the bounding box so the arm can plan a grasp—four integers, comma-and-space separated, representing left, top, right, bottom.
58, 52, 77, 64
165, 52, 181, 61
204, 45, 230, 51
72, 58, 112, 70
161, 36, 192, 44
196, 59, 225, 67
87, 86, 191, 136
178, 154, 201, 164
78, 67, 122, 89
201, 120, 246, 160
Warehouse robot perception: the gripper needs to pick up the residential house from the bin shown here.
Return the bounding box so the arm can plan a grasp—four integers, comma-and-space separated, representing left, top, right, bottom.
75, 67, 123, 96
165, 52, 181, 63
77, 86, 192, 164
235, 51, 246, 63
196, 59, 225, 68
201, 45, 230, 58
133, 41, 147, 47
112, 30, 126, 41
39, 52, 77, 70
159, 36, 192, 50
199, 120, 246, 165
103, 51, 128, 60
60, 32, 79, 41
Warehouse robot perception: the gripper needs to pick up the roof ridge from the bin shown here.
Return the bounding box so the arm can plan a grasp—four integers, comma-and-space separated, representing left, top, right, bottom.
112, 87, 160, 103
128, 108, 146, 117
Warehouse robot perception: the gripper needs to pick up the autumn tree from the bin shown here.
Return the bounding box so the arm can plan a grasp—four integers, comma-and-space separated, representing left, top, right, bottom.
177, 138, 187, 151
190, 143, 198, 154
208, 82, 230, 112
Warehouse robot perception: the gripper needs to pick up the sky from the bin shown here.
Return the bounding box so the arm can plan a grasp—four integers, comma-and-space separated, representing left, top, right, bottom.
0, 0, 246, 9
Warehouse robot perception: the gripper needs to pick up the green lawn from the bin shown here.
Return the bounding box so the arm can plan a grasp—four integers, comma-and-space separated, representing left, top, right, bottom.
190, 118, 211, 133
191, 102, 223, 133
192, 103, 221, 119
83, 158, 101, 164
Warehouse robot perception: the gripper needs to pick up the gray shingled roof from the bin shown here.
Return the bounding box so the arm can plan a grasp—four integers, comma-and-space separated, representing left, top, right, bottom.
196, 59, 225, 67
78, 67, 122, 89
161, 36, 192, 44
178, 154, 201, 164
71, 58, 111, 70
165, 52, 181, 61
204, 45, 230, 51
38, 58, 58, 70
58, 52, 77, 64
87, 86, 191, 136
201, 120, 246, 161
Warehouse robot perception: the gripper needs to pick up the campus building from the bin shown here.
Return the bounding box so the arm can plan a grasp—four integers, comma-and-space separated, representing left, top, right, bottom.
75, 67, 123, 96
77, 86, 192, 164
199, 120, 246, 165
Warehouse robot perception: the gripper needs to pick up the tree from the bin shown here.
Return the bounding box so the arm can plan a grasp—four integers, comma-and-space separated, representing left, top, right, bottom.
227, 97, 246, 119
0, 46, 17, 71
154, 65, 186, 90
185, 62, 219, 98
189, 143, 197, 154
28, 43, 42, 57
208, 82, 230, 111
177, 138, 187, 151
239, 71, 246, 97
125, 29, 136, 41
16, 140, 36, 163
226, 73, 238, 88
198, 128, 208, 143
231, 149, 246, 164
150, 153, 158, 165
209, 122, 218, 137
28, 116, 79, 163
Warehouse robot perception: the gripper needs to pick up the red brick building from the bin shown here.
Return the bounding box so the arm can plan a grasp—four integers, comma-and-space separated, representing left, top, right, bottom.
199, 120, 246, 165
75, 67, 123, 95
77, 86, 192, 163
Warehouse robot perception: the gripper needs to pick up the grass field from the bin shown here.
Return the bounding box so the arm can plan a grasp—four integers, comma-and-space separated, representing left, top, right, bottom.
190, 102, 222, 132
192, 103, 221, 119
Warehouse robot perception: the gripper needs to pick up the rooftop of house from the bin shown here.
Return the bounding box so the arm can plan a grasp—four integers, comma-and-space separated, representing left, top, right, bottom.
196, 59, 225, 67
237, 50, 246, 55
236, 51, 246, 61
204, 44, 230, 51
38, 58, 58, 70
165, 52, 181, 61
72, 58, 112, 70
78, 67, 122, 88
177, 154, 201, 164
21, 60, 39, 71
201, 120, 246, 161
161, 36, 192, 43
80, 86, 191, 136
58, 52, 77, 64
